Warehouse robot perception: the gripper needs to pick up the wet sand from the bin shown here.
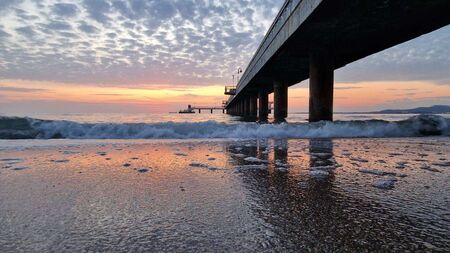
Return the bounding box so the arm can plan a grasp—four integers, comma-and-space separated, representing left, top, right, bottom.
0, 138, 449, 252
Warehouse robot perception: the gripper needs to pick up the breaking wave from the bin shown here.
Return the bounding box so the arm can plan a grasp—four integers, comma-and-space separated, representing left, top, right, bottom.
0, 115, 449, 140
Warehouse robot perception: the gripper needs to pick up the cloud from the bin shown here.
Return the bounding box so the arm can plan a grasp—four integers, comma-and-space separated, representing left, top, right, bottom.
0, 0, 448, 90
78, 22, 98, 33
52, 3, 78, 17
44, 21, 72, 30
335, 86, 362, 90
15, 26, 36, 37
0, 29, 10, 37
92, 93, 126, 96
83, 0, 111, 24
0, 86, 48, 93
0, 0, 19, 11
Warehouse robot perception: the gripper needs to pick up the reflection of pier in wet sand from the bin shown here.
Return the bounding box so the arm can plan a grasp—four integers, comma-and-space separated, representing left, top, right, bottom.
0, 138, 448, 251
224, 139, 449, 251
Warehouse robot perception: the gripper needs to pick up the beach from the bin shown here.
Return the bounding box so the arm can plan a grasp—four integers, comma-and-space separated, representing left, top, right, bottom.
1, 137, 449, 252
1, 0, 449, 251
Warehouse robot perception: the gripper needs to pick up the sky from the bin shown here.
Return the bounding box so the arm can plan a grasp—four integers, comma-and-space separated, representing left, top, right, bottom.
0, 0, 449, 114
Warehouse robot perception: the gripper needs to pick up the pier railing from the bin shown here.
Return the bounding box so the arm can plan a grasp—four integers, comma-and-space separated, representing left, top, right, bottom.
233, 0, 304, 97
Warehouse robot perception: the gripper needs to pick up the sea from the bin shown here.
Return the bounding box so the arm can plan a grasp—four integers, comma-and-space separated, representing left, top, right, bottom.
0, 112, 449, 252
0, 112, 449, 139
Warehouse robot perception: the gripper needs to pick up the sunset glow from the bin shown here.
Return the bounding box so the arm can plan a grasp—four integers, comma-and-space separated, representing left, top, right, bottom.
0, 1, 449, 114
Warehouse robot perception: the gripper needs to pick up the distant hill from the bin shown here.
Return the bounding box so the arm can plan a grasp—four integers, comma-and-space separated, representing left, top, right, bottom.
371, 105, 450, 114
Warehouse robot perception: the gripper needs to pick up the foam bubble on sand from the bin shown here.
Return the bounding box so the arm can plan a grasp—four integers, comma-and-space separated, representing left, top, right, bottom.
372, 177, 397, 189
314, 160, 326, 165
311, 165, 337, 171
137, 168, 150, 173
358, 169, 396, 176
189, 162, 209, 168
13, 166, 28, 171
350, 157, 369, 163
0, 158, 23, 162
275, 160, 288, 168
234, 164, 268, 173
244, 157, 268, 163
0, 158, 24, 165
62, 151, 80, 155
311, 153, 332, 158
189, 162, 221, 171
309, 170, 329, 178
232, 153, 246, 158
432, 161, 450, 167
174, 153, 188, 157
420, 164, 441, 172
50, 159, 70, 163
207, 157, 216, 161
276, 167, 289, 172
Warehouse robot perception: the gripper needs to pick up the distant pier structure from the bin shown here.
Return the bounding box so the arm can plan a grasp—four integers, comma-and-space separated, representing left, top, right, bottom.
223, 0, 450, 122
179, 104, 226, 114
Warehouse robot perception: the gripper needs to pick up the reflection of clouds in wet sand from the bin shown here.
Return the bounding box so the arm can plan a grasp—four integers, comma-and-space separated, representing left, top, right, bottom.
0, 138, 448, 251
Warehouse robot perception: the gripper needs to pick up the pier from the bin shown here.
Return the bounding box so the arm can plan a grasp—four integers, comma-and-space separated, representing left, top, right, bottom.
179, 104, 226, 114
224, 0, 450, 122
193, 106, 225, 114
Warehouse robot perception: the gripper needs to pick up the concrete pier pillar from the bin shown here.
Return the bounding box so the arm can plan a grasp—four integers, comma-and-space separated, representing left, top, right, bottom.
249, 95, 257, 118
211, 109, 213, 114
273, 81, 288, 123
199, 109, 201, 114
239, 100, 244, 116
258, 90, 269, 122
309, 51, 334, 122
243, 97, 250, 116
